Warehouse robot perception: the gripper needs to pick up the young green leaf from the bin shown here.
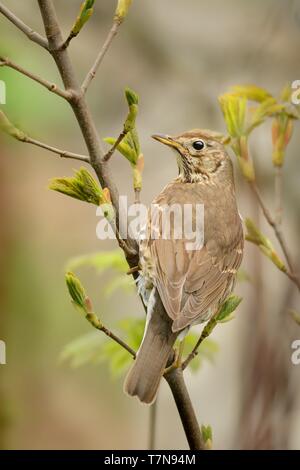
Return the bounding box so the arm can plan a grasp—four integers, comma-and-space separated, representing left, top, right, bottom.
215, 295, 242, 322
49, 167, 105, 205
230, 84, 273, 103
219, 93, 247, 137
104, 136, 137, 165
70, 0, 95, 37
201, 424, 213, 449
65, 271, 88, 312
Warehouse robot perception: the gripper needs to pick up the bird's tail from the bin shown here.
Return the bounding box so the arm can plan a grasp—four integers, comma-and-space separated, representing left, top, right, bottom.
124, 291, 178, 404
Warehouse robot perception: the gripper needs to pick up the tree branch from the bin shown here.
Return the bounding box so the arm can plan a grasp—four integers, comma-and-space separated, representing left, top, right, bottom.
164, 368, 206, 450
148, 400, 158, 450
250, 181, 300, 290
182, 320, 217, 371
81, 20, 120, 95
15, 133, 89, 162
0, 2, 48, 49
103, 129, 127, 162
274, 166, 283, 225
36, 0, 202, 451
37, 0, 128, 237
0, 56, 71, 100
81, 309, 136, 357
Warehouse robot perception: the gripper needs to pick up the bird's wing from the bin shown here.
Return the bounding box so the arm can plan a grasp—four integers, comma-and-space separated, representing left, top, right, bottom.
149, 222, 244, 332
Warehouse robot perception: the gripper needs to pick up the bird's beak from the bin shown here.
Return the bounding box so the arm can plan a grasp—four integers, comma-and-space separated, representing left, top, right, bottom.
152, 134, 181, 150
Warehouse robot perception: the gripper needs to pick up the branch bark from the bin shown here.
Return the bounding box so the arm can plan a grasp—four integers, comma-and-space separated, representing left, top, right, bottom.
22, 137, 90, 162
21, 0, 203, 451
81, 20, 120, 95
0, 56, 71, 100
250, 181, 300, 290
0, 2, 48, 49
274, 166, 283, 225
85, 313, 136, 358
164, 368, 206, 450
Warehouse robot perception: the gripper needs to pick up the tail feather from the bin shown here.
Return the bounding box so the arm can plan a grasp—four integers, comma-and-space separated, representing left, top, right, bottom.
124, 290, 178, 404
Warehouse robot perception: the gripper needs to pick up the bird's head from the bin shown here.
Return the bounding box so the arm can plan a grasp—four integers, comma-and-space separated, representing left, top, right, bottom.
152, 129, 232, 183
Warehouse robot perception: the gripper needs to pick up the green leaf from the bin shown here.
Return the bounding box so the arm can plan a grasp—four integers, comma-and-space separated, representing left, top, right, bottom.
104, 136, 137, 164
230, 85, 273, 103
219, 93, 247, 137
201, 424, 213, 442
49, 167, 105, 206
71, 0, 95, 37
215, 295, 242, 322
201, 424, 213, 449
125, 87, 139, 106
65, 271, 88, 312
248, 98, 284, 133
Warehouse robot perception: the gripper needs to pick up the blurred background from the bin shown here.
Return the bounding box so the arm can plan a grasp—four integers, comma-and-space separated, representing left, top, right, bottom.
0, 0, 300, 450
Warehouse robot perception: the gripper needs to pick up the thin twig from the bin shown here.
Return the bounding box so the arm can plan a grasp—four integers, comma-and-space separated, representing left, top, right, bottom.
81, 20, 120, 94
250, 181, 300, 289
115, 227, 137, 258
0, 56, 71, 100
182, 319, 217, 371
134, 189, 141, 204
148, 399, 158, 450
103, 129, 127, 162
0, 2, 48, 49
21, 136, 89, 163
274, 166, 283, 225
85, 313, 136, 358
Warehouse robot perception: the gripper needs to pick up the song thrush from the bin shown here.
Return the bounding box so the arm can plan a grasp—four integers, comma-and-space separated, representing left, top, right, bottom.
124, 129, 244, 404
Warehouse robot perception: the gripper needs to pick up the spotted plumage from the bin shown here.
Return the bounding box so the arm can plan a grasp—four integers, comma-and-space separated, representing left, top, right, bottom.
124, 129, 244, 404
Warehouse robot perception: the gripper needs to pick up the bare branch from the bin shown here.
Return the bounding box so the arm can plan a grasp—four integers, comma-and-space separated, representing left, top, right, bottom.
0, 2, 48, 49
85, 312, 136, 358
18, 135, 89, 163
250, 181, 300, 290
81, 21, 120, 95
274, 166, 283, 225
148, 400, 158, 450
182, 320, 217, 371
103, 129, 127, 162
0, 56, 71, 100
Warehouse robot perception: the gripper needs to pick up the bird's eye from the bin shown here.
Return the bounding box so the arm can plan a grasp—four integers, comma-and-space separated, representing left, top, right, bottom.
192, 140, 205, 151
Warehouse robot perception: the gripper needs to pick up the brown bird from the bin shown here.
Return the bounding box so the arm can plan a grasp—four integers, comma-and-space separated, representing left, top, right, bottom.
124, 129, 244, 404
